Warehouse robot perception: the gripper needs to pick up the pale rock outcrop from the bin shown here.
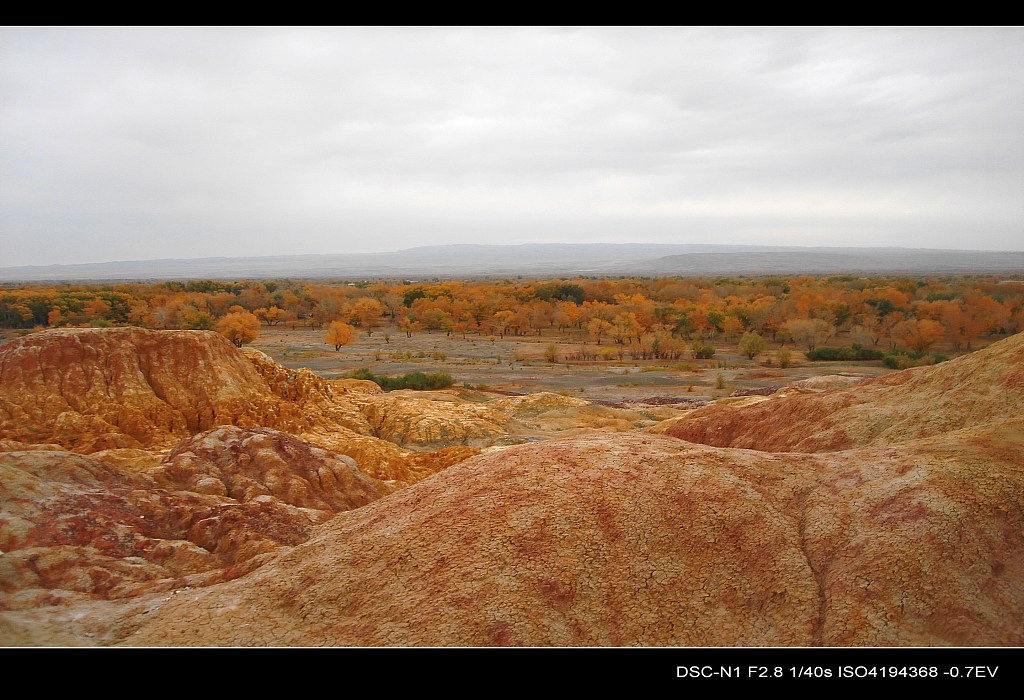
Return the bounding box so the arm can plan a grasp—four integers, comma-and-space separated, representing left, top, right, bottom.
492, 392, 652, 433
362, 395, 513, 450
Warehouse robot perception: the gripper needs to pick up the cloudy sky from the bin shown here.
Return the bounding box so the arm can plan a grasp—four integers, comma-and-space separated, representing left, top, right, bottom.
1, 27, 1022, 266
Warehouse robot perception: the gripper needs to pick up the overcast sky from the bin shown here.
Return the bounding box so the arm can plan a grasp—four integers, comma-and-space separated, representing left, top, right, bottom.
1, 27, 1022, 266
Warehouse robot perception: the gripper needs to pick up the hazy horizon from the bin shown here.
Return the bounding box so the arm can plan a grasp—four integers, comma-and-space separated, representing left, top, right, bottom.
3, 27, 1022, 266
4, 240, 1024, 271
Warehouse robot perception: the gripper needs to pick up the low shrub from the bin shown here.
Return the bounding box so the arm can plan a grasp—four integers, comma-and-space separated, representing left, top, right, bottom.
882, 351, 949, 370
806, 344, 884, 361
345, 368, 454, 391
692, 343, 715, 359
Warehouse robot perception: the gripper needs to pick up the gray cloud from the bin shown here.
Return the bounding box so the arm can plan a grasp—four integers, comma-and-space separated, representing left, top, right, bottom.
1, 27, 1021, 266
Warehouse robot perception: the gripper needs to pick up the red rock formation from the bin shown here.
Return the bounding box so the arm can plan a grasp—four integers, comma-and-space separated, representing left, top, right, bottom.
0, 427, 391, 612
3, 330, 1020, 647
0, 449, 299, 607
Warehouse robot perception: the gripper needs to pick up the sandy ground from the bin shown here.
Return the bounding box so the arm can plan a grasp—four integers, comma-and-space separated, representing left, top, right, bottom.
249, 325, 895, 402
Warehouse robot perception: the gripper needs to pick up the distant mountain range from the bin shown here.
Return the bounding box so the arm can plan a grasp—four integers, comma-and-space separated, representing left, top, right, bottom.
3, 244, 1023, 282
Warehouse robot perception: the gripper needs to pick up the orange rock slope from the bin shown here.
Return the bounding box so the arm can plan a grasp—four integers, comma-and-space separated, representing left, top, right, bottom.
0, 328, 483, 483
0, 328, 311, 451
0, 330, 1021, 646
662, 331, 1024, 451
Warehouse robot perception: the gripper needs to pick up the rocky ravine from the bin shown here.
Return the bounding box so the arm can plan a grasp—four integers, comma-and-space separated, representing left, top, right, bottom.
0, 329, 1021, 646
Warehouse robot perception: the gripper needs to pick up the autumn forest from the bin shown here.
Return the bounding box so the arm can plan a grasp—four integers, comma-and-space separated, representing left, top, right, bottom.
1, 275, 1020, 372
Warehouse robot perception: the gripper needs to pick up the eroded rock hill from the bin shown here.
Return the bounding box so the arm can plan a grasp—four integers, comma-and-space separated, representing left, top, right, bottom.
0, 426, 393, 614
0, 328, 310, 451
7, 418, 1017, 647
1, 329, 1020, 646
663, 332, 1024, 451
0, 328, 666, 478
0, 328, 486, 483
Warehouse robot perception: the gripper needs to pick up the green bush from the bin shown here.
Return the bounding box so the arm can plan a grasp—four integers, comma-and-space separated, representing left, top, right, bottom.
806, 344, 884, 361
692, 343, 716, 359
882, 351, 949, 370
738, 331, 766, 359
345, 368, 454, 391
534, 282, 586, 304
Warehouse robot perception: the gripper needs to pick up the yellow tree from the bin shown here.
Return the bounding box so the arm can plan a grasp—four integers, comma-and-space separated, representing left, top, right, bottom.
783, 318, 833, 351
612, 312, 642, 344
254, 306, 286, 327
83, 297, 113, 322
891, 319, 945, 354
325, 320, 356, 351
587, 318, 614, 345
350, 298, 384, 336
216, 310, 260, 348
399, 316, 420, 338
721, 315, 745, 340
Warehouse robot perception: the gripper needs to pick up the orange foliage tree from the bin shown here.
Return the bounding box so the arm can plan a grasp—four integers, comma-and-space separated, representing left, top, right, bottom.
254, 306, 286, 326
216, 310, 260, 347
324, 321, 356, 351
891, 319, 945, 354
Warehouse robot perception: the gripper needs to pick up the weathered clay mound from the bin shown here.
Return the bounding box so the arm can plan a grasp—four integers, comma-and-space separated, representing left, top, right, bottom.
331, 378, 385, 395
53, 425, 1017, 647
0, 450, 314, 609
665, 332, 1024, 451
357, 391, 653, 448
0, 328, 484, 483
362, 395, 513, 450
241, 349, 374, 435
0, 427, 394, 613
790, 374, 866, 391
492, 392, 592, 415
0, 328, 310, 451
492, 391, 652, 433
730, 385, 781, 397
149, 426, 392, 512
245, 355, 509, 452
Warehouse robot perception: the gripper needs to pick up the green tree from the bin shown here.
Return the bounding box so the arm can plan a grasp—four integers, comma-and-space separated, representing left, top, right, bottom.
738, 331, 766, 359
